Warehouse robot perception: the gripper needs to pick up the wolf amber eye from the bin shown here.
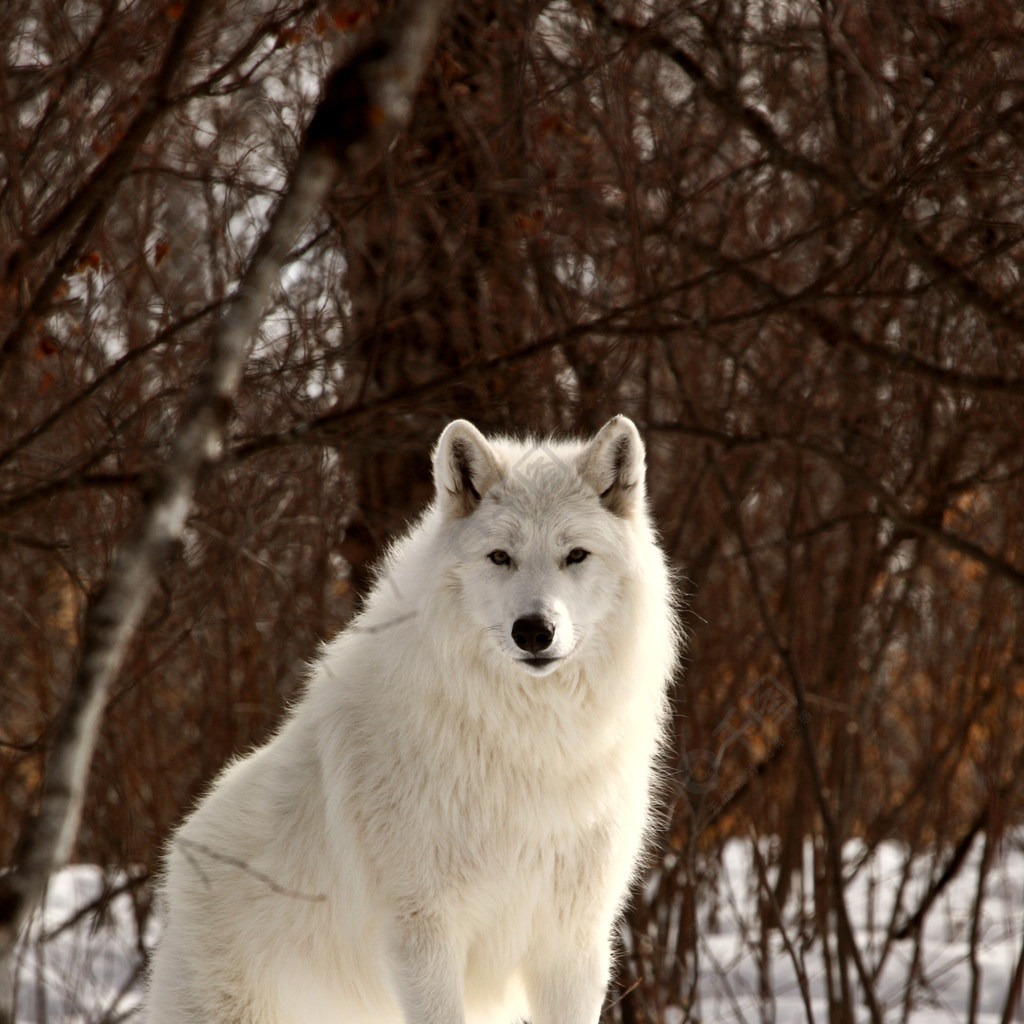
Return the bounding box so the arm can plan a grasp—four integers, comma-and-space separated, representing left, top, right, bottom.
488, 550, 511, 566
566, 547, 589, 564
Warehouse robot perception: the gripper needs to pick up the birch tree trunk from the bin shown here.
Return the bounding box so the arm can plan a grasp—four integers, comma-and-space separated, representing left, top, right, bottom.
0, 0, 452, 1013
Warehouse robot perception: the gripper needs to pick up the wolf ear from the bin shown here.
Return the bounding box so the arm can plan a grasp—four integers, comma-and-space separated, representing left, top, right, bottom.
433, 420, 502, 517
579, 415, 646, 517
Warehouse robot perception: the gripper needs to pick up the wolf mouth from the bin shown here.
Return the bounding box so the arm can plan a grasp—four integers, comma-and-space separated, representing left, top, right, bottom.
521, 657, 561, 670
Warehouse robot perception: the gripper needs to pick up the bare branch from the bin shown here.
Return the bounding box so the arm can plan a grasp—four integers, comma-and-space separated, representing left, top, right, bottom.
590, 0, 1024, 344
0, 0, 207, 380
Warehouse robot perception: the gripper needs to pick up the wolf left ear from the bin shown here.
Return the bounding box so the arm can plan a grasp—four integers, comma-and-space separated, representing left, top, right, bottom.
579, 415, 646, 517
433, 420, 502, 517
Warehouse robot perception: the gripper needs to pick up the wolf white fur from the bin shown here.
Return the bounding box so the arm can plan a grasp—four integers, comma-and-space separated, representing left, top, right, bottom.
146, 416, 678, 1024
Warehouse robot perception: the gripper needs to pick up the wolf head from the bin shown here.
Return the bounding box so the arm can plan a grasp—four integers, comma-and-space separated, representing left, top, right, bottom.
430, 417, 651, 678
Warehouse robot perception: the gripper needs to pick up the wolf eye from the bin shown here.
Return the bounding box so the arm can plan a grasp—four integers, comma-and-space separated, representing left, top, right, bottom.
566, 547, 589, 564
488, 550, 511, 566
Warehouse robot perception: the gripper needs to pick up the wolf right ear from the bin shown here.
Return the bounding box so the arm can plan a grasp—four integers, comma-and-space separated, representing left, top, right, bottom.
433, 420, 502, 517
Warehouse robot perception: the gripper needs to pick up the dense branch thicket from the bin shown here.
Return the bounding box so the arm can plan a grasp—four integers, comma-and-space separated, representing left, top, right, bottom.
3, 0, 1024, 1021
0, 0, 451, 1000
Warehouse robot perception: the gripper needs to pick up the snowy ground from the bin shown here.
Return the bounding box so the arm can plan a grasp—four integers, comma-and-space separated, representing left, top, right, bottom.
12, 834, 1024, 1023
13, 867, 153, 1024
691, 836, 1024, 1024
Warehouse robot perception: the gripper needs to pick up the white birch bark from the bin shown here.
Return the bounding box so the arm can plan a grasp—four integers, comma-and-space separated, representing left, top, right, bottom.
0, 0, 452, 1013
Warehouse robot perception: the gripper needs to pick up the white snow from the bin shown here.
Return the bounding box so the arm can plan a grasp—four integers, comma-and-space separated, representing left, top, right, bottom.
678, 833, 1024, 1024
12, 834, 1024, 1022
14, 866, 153, 1024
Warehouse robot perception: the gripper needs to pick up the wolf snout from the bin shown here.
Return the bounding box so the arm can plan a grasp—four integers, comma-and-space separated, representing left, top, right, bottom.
511, 615, 555, 654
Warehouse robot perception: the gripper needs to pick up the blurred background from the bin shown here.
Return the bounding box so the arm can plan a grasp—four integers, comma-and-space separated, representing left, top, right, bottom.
2, 0, 1024, 1021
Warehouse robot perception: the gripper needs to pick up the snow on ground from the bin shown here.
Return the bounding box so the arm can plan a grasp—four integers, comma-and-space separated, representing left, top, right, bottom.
692, 835, 1024, 1024
12, 835, 1024, 1023
14, 866, 153, 1024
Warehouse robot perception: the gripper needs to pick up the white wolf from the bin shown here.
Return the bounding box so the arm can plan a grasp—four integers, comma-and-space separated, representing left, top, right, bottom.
146, 415, 678, 1024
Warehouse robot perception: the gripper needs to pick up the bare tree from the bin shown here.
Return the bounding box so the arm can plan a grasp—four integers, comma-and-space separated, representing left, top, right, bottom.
0, 0, 452, 1014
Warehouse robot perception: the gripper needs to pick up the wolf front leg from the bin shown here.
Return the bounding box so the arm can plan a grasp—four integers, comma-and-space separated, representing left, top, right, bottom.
386, 918, 467, 1024
523, 939, 611, 1024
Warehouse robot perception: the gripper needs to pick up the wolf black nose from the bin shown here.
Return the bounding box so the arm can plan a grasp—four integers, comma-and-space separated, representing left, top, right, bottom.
512, 616, 555, 654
